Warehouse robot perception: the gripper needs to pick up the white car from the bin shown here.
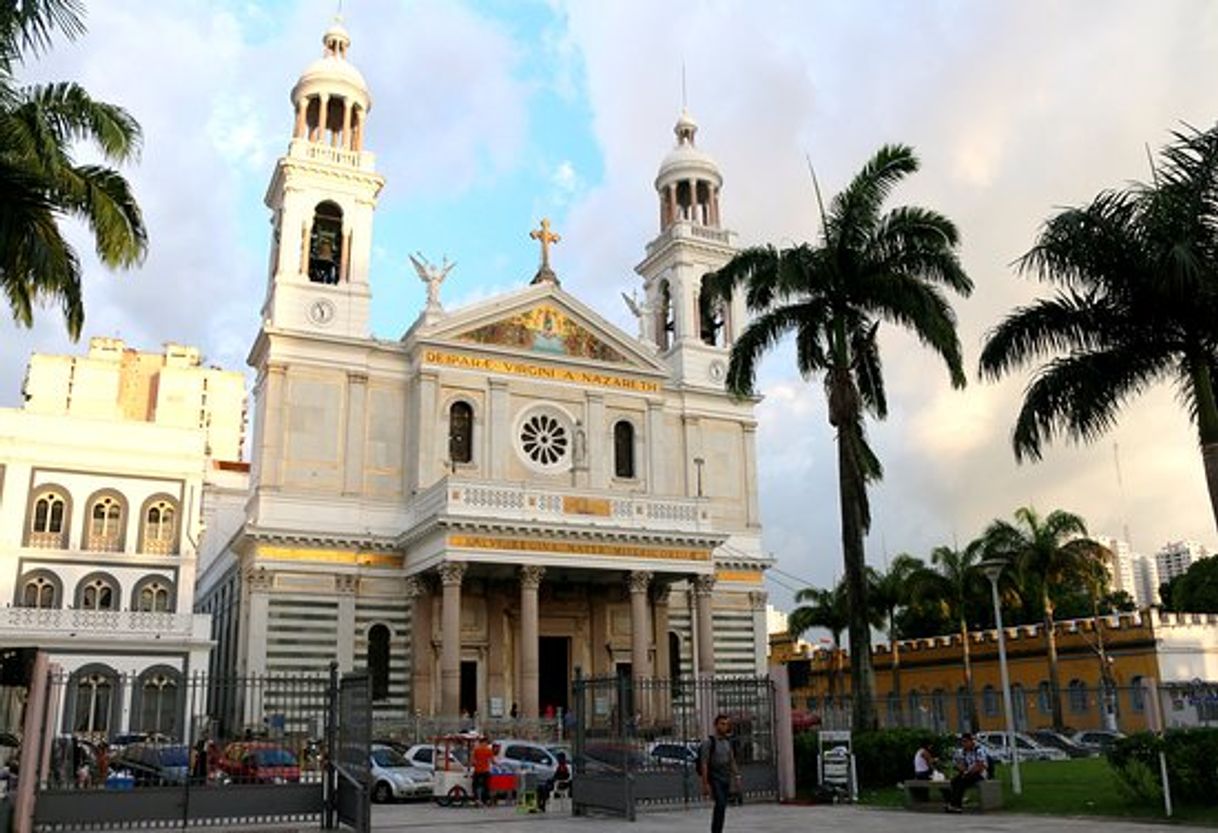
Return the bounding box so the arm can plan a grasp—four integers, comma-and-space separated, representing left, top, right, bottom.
1071, 730, 1125, 753
494, 739, 559, 780
976, 732, 1068, 762
401, 743, 466, 773
647, 740, 699, 767
370, 745, 433, 803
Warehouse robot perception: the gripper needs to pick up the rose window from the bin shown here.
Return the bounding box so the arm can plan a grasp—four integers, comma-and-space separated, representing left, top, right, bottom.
519, 413, 569, 467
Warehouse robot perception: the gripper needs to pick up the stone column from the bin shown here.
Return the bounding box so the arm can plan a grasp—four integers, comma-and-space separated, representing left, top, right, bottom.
343, 372, 368, 495
743, 423, 761, 528
750, 590, 769, 675
293, 97, 308, 139
405, 576, 433, 716
488, 379, 509, 478
341, 98, 353, 149
317, 93, 330, 142
244, 567, 272, 676
652, 582, 672, 723
694, 575, 716, 678
257, 364, 287, 489
439, 562, 466, 717
352, 107, 362, 151
519, 566, 545, 719
628, 571, 653, 682
647, 401, 665, 493
586, 393, 606, 488
417, 372, 438, 485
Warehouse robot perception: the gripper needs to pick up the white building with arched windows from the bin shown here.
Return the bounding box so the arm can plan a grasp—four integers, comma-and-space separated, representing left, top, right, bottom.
0, 338, 246, 741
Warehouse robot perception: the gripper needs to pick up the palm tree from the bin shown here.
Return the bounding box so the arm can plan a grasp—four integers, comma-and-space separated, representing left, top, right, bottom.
706, 145, 973, 729
913, 541, 987, 732
788, 582, 850, 706
982, 506, 1108, 731
869, 554, 923, 721
979, 125, 1218, 534
1079, 549, 1119, 730
1, 0, 147, 338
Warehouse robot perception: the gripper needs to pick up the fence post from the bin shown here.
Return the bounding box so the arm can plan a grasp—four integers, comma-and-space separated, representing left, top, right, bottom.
13, 651, 49, 833
1143, 677, 1171, 818
324, 661, 339, 830
770, 665, 795, 802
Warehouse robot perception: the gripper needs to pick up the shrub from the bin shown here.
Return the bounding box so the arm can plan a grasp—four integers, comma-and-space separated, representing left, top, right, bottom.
1106, 729, 1218, 805
851, 728, 953, 789
793, 731, 819, 790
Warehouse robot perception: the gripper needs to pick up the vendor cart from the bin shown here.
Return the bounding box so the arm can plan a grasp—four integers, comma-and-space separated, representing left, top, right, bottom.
432, 733, 476, 807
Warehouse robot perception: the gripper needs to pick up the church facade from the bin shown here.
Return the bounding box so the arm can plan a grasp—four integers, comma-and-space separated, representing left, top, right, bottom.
196, 20, 771, 722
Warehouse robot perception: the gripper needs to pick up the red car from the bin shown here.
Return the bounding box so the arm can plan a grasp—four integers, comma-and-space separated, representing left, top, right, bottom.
218, 742, 301, 784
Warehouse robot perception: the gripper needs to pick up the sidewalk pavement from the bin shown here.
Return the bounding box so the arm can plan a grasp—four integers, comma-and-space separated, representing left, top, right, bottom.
370, 802, 1215, 832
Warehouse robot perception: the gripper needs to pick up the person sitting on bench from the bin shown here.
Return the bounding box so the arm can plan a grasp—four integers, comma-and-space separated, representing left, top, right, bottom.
946, 733, 989, 813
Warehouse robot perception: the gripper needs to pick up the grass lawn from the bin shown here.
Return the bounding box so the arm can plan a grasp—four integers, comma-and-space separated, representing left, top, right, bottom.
856, 758, 1218, 826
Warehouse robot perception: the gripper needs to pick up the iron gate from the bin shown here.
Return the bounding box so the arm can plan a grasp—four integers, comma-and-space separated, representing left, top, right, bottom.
330, 670, 370, 833
571, 672, 778, 821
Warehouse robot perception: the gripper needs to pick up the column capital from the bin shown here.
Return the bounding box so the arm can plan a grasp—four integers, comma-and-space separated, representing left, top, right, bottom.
651, 582, 672, 606
347, 370, 369, 385
404, 575, 432, 598
627, 570, 653, 595
749, 590, 768, 611
693, 574, 716, 597
438, 561, 467, 587
519, 565, 546, 590
488, 377, 509, 391
244, 566, 273, 592
335, 574, 359, 595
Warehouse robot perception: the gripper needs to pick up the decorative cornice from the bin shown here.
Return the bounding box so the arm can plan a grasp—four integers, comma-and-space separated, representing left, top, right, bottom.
244, 566, 272, 592
403, 575, 431, 598
335, 574, 359, 595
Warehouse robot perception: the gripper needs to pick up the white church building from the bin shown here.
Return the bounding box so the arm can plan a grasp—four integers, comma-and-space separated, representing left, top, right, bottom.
197, 19, 772, 722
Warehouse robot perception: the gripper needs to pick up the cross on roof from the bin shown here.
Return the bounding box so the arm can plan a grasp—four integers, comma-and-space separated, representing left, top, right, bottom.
530, 218, 561, 270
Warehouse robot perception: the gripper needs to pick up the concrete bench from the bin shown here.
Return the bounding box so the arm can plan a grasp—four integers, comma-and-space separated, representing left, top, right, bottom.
901, 778, 1003, 812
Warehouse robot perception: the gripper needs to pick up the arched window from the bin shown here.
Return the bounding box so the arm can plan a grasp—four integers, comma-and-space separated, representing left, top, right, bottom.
308, 200, 344, 284
1130, 676, 1145, 713
448, 401, 473, 465
69, 665, 119, 737
140, 495, 179, 555
613, 421, 635, 479
75, 573, 119, 611
698, 276, 725, 347
368, 624, 390, 701
1068, 679, 1088, 713
907, 689, 922, 719
1037, 681, 1053, 713
656, 281, 674, 351
931, 689, 947, 731
1011, 684, 1028, 730
85, 491, 126, 552
982, 685, 999, 716
956, 686, 972, 733
132, 576, 175, 612
27, 486, 70, 548
135, 666, 182, 737
886, 692, 900, 726
17, 570, 61, 608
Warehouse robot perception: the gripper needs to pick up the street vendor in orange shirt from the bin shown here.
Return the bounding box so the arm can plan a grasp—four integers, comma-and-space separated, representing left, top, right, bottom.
472, 736, 494, 806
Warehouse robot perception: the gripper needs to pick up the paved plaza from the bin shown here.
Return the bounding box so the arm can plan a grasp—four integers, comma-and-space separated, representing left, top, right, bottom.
368, 802, 1213, 832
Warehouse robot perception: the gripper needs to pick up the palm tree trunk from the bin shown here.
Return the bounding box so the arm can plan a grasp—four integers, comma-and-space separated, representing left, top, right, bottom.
837, 425, 876, 731
1189, 357, 1218, 534
1043, 590, 1064, 731
960, 618, 978, 732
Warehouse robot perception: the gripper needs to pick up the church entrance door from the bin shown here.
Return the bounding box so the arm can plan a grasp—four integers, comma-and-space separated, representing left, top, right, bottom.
460, 661, 478, 717
538, 636, 570, 714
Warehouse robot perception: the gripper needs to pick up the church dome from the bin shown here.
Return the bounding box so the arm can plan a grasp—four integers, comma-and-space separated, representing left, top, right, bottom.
290, 18, 371, 113
656, 109, 722, 191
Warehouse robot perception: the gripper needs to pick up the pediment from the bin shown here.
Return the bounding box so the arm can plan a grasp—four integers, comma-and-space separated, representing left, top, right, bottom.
415, 284, 668, 374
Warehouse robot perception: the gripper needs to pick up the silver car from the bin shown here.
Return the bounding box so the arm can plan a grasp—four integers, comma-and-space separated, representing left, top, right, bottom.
370, 745, 433, 803
976, 731, 1068, 762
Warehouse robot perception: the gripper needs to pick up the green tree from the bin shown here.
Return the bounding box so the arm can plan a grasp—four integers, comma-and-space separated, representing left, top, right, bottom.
982, 506, 1109, 731
912, 541, 987, 732
788, 582, 851, 705
979, 126, 1218, 535
1, 0, 147, 338
1166, 556, 1218, 612
868, 554, 923, 720
707, 145, 972, 729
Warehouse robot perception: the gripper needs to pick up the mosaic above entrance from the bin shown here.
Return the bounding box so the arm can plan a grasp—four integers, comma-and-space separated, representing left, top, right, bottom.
456, 305, 627, 363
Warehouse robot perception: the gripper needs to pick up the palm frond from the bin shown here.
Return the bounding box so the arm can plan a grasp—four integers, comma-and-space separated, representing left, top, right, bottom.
725, 303, 816, 397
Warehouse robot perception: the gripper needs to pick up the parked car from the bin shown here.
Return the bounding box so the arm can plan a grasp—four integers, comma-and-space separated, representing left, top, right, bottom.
218, 742, 301, 784
112, 743, 191, 786
369, 745, 432, 803
401, 743, 466, 773
1028, 729, 1092, 758
647, 740, 698, 767
494, 739, 559, 779
976, 731, 1068, 762
1071, 729, 1124, 753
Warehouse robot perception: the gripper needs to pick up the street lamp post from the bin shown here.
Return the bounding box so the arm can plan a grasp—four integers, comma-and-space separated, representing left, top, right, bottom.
979, 557, 1022, 796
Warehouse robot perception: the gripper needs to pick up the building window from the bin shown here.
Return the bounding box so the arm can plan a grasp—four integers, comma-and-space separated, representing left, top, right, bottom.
136, 667, 181, 737
140, 496, 179, 555
448, 401, 473, 465
983, 685, 999, 717
28, 487, 70, 548
308, 200, 344, 284
76, 573, 119, 611
886, 692, 900, 725
18, 570, 61, 608
85, 492, 125, 552
1011, 684, 1028, 730
613, 421, 635, 479
132, 577, 175, 612
1131, 676, 1145, 714
956, 687, 971, 733
1037, 681, 1052, 713
907, 689, 922, 718
368, 624, 390, 701
932, 689, 947, 731
518, 410, 570, 470
1068, 679, 1088, 713
72, 667, 118, 737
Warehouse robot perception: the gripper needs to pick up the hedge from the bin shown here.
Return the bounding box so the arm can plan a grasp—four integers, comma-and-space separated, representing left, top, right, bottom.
1106, 728, 1218, 805
793, 728, 955, 792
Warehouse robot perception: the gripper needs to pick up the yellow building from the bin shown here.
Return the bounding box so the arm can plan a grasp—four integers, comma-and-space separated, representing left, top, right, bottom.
774, 609, 1218, 734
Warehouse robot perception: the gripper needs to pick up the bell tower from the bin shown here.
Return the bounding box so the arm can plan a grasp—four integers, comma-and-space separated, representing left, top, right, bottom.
634, 109, 745, 388
261, 18, 385, 337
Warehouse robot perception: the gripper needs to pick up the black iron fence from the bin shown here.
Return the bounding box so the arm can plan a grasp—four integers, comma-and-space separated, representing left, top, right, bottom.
571, 673, 777, 820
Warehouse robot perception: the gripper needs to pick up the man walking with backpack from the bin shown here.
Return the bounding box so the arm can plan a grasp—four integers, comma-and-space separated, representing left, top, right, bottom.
699, 714, 739, 833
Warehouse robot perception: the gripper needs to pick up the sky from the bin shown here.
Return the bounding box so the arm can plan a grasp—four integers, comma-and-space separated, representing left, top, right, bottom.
3, 0, 1217, 612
